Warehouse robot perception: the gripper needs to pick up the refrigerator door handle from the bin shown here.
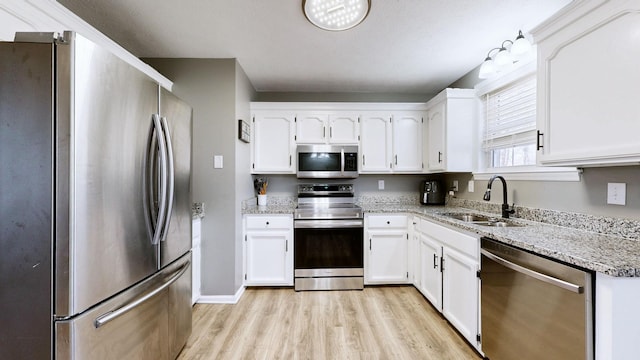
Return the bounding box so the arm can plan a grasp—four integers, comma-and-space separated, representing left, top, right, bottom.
143, 114, 168, 246
94, 259, 190, 328
159, 116, 174, 242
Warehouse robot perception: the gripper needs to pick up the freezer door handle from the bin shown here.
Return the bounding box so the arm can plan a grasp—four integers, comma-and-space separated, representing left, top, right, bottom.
481, 249, 583, 293
94, 260, 190, 328
159, 116, 175, 242
143, 114, 169, 245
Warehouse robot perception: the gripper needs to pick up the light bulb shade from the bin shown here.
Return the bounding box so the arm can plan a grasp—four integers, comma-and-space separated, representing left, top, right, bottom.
478, 58, 495, 79
493, 48, 513, 67
303, 0, 370, 31
511, 32, 532, 56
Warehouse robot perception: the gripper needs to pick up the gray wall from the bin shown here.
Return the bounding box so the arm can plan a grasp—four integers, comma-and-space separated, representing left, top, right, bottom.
255, 92, 434, 103
143, 58, 256, 296
444, 65, 640, 220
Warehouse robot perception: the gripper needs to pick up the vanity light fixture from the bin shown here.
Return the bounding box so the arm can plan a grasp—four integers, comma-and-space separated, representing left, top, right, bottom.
303, 0, 371, 31
478, 30, 533, 79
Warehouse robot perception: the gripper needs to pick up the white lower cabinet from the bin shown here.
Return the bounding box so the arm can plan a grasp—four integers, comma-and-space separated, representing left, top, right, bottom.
191, 218, 201, 305
441, 246, 479, 346
418, 232, 443, 311
415, 217, 480, 351
243, 215, 293, 286
365, 214, 410, 284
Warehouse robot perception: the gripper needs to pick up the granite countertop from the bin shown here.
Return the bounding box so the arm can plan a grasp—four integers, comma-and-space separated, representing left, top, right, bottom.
360, 203, 640, 277
242, 199, 640, 277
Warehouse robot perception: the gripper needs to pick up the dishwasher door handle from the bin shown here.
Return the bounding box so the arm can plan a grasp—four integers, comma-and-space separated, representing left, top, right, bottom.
481, 249, 583, 294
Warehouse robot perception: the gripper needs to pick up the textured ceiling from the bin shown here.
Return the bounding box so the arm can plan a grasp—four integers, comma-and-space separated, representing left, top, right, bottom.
57, 0, 571, 94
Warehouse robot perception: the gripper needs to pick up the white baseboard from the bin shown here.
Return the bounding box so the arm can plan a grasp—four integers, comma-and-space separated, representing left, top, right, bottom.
196, 286, 245, 304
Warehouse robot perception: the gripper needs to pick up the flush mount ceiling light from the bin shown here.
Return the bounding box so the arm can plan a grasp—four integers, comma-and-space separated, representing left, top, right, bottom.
303, 0, 371, 31
478, 30, 533, 79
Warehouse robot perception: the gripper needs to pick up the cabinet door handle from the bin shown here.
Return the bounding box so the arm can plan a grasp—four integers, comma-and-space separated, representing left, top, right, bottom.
433, 254, 438, 269
362, 154, 366, 166
330, 126, 333, 138
536, 130, 544, 150
289, 155, 292, 166
285, 239, 288, 252
438, 151, 442, 163
323, 126, 326, 138
369, 238, 372, 250
395, 155, 398, 165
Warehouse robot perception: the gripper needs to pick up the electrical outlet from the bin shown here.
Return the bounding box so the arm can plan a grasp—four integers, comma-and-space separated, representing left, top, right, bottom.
607, 183, 626, 205
468, 180, 475, 193
214, 155, 223, 168
452, 180, 459, 192
378, 180, 384, 190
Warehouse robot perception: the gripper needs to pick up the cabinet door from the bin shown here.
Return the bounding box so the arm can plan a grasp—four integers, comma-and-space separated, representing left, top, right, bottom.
296, 113, 328, 144
367, 231, 408, 284
245, 231, 292, 285
427, 101, 446, 171
442, 246, 479, 348
419, 233, 442, 311
360, 112, 392, 172
536, 3, 640, 166
392, 112, 423, 172
329, 113, 359, 144
252, 112, 295, 173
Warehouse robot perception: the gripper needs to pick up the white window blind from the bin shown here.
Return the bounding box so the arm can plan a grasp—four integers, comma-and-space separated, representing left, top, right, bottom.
482, 75, 536, 167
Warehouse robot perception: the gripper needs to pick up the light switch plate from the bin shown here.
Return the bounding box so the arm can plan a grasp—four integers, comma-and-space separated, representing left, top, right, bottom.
378, 180, 385, 190
214, 155, 223, 169
468, 180, 475, 193
607, 183, 626, 205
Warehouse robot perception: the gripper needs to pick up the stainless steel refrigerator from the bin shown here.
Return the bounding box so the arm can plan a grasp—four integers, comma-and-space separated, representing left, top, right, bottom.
0, 31, 193, 359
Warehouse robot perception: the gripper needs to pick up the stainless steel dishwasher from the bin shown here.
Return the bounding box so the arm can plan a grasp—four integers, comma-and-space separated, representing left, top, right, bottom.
480, 237, 594, 360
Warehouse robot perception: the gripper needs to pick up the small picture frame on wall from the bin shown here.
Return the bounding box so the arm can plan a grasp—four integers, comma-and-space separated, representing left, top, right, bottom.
238, 119, 250, 143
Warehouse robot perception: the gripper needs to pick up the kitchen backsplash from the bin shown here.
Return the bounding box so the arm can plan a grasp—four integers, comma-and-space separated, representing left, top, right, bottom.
240, 192, 640, 241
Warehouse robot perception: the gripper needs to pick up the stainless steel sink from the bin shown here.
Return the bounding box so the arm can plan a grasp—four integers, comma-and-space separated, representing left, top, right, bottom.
442, 212, 524, 227
446, 213, 493, 222
472, 220, 523, 227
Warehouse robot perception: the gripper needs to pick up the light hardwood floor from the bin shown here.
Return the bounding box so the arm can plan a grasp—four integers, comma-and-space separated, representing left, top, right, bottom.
178, 286, 481, 360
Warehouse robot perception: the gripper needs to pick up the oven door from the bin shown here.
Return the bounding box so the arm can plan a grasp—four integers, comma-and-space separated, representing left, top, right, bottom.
294, 219, 364, 290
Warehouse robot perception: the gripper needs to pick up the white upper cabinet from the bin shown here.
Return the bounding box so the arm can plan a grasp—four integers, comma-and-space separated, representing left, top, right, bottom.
328, 114, 359, 144
533, 0, 640, 166
392, 112, 424, 172
251, 103, 426, 174
296, 112, 359, 144
360, 112, 393, 172
425, 89, 477, 172
296, 113, 328, 144
251, 111, 296, 173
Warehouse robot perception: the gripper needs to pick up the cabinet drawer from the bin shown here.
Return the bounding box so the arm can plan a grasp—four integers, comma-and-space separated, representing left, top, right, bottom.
421, 220, 478, 259
367, 215, 408, 229
245, 215, 292, 230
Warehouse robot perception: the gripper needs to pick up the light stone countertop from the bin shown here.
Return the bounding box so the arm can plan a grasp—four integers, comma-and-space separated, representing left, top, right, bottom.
242, 200, 640, 277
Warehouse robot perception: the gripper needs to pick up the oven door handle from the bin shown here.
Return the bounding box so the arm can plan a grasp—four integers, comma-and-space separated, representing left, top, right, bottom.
294, 219, 364, 229
481, 249, 583, 294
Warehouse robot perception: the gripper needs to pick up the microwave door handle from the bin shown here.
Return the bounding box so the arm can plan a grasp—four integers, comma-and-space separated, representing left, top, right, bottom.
341, 148, 345, 176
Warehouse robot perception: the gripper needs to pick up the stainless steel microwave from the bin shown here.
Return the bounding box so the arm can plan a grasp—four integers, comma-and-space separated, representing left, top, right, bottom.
296, 145, 359, 179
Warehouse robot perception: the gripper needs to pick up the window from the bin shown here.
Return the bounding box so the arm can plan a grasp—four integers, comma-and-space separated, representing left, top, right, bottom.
473, 60, 580, 182
482, 75, 537, 168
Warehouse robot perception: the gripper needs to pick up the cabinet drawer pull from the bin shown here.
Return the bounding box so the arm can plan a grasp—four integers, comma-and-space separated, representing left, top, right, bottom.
438, 151, 442, 163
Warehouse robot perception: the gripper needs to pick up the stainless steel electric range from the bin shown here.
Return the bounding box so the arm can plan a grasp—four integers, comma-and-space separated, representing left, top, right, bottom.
293, 184, 364, 291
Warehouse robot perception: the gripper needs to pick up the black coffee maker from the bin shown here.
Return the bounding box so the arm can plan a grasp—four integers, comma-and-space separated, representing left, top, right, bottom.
420, 180, 445, 205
